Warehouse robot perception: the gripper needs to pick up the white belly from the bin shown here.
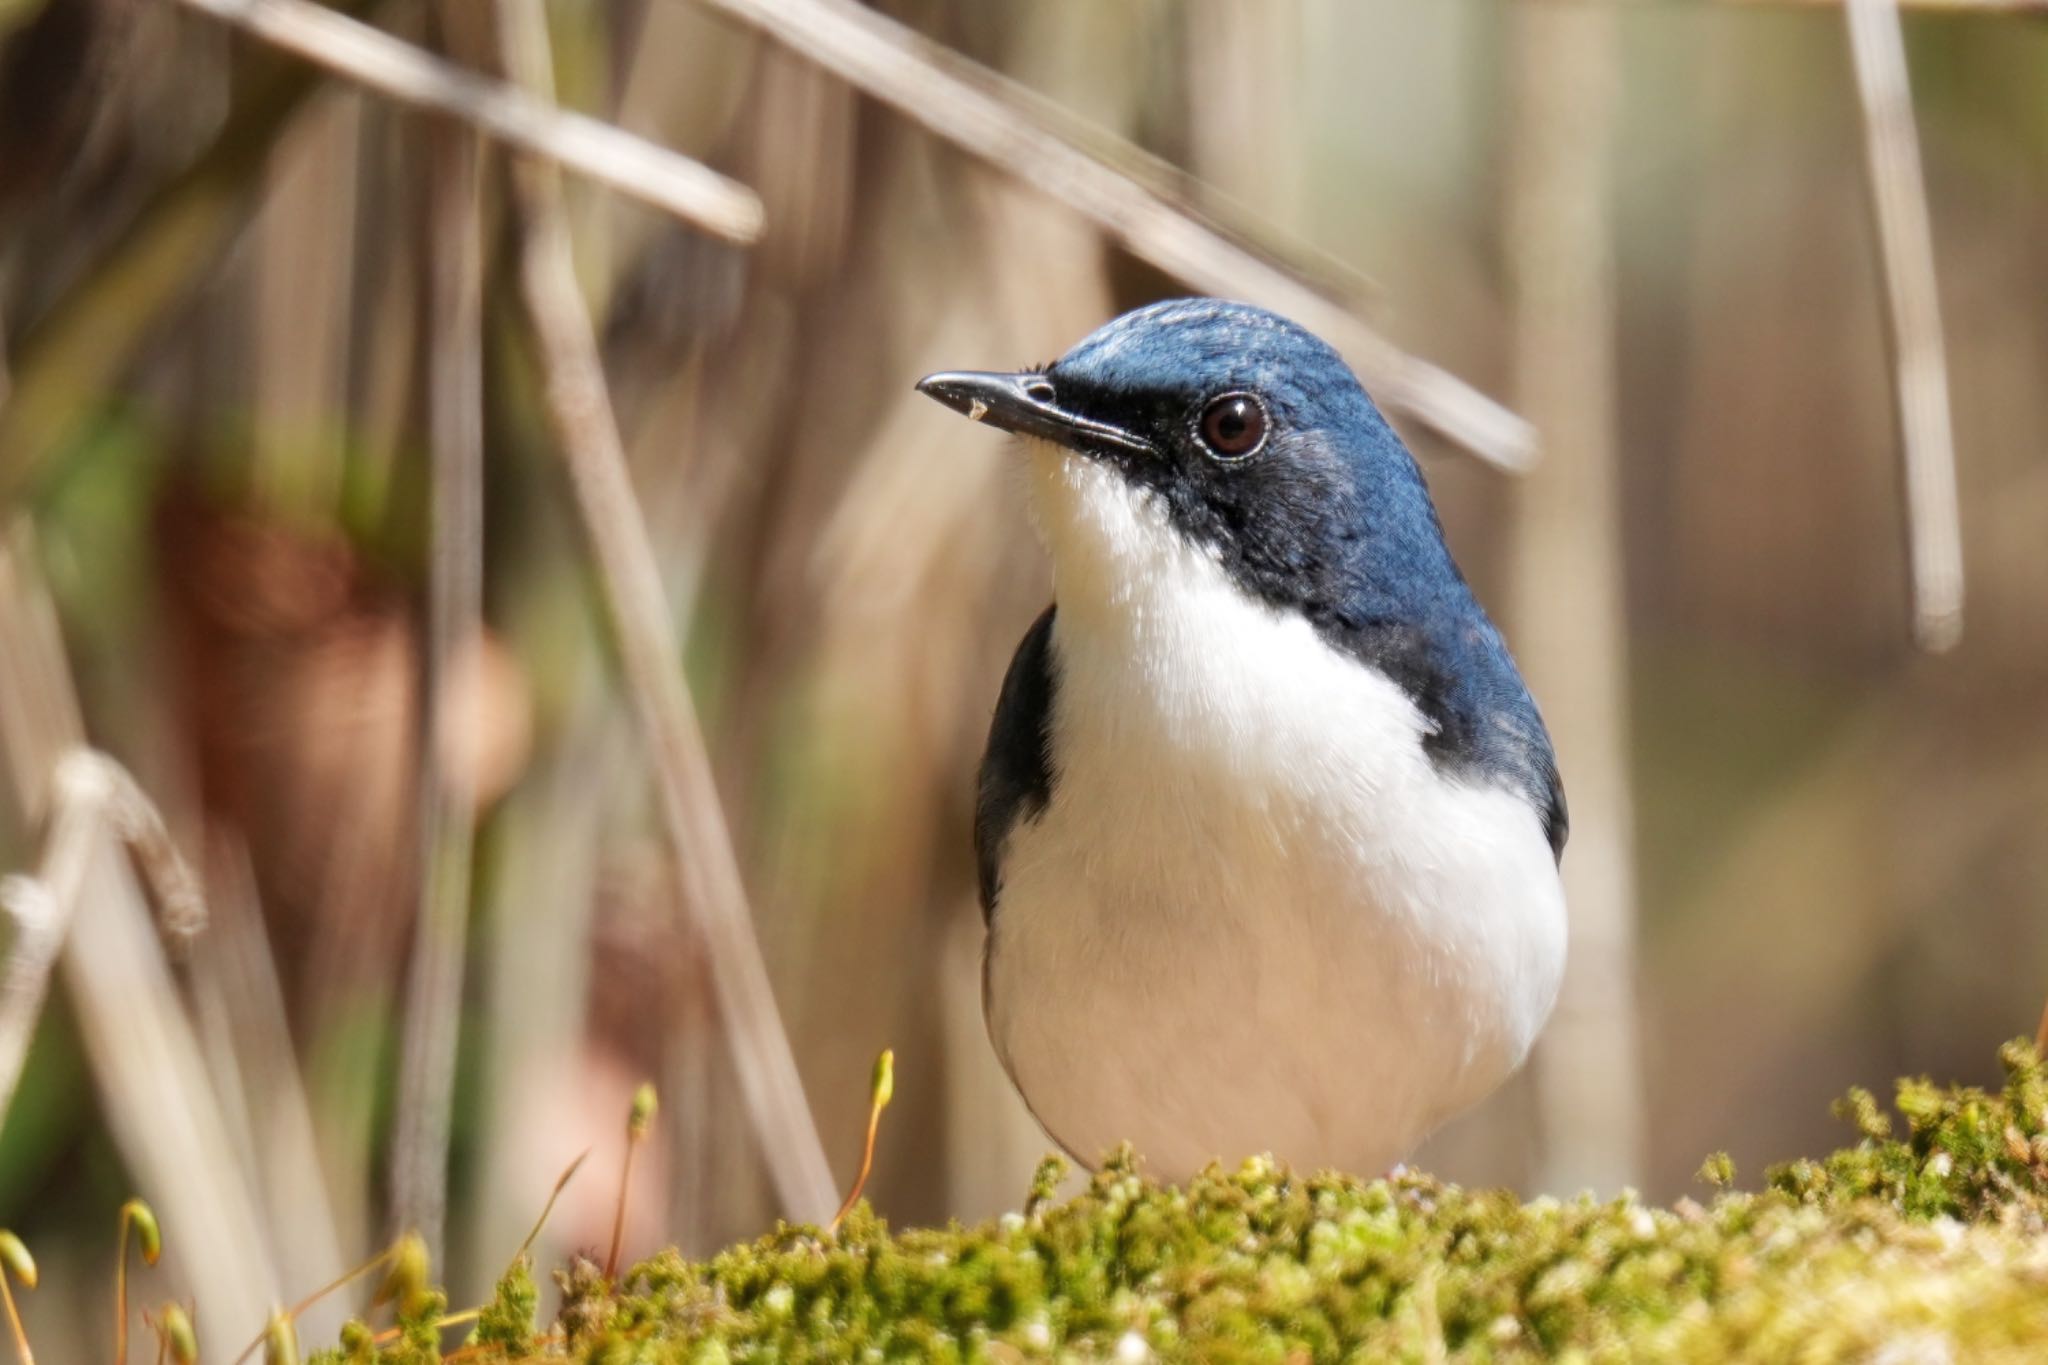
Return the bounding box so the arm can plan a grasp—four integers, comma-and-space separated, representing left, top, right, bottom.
984, 452, 1567, 1181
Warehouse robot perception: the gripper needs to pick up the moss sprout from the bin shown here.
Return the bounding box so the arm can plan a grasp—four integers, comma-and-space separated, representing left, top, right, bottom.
474, 1257, 539, 1348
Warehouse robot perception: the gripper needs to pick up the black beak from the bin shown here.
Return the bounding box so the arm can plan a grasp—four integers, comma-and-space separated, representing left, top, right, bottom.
915, 370, 1152, 458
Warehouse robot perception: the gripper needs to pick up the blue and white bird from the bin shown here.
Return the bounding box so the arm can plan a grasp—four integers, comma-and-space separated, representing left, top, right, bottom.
917, 298, 1567, 1182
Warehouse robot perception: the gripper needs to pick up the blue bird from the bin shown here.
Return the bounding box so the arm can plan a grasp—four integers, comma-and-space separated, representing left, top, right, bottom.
917, 298, 1566, 1182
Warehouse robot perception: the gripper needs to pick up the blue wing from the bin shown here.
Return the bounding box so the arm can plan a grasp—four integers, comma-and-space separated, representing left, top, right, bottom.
975, 605, 1059, 922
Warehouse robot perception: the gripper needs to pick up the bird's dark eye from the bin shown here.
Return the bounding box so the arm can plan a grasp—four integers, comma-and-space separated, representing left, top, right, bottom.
1197, 393, 1267, 460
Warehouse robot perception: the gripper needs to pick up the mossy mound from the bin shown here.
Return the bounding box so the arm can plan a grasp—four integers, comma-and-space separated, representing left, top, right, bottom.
316, 1041, 2048, 1363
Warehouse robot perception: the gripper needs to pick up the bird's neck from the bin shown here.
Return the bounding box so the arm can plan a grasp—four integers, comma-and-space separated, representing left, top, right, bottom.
1026, 446, 1219, 642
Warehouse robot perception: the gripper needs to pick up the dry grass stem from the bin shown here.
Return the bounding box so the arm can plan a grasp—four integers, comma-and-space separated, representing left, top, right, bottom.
390, 92, 487, 1260
496, 0, 837, 1221
1844, 0, 1966, 651
692, 0, 1536, 470
0, 749, 206, 1113
97, 762, 209, 944
169, 0, 763, 241
0, 775, 98, 1115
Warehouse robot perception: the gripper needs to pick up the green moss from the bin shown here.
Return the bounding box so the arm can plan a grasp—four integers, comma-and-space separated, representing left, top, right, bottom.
307, 1319, 377, 1365
322, 1041, 2048, 1361
474, 1257, 540, 1348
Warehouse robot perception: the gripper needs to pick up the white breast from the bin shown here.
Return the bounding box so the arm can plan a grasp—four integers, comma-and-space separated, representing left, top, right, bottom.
984, 448, 1566, 1181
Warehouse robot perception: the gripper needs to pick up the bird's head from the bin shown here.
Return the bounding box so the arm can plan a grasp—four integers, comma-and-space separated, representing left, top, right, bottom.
917, 297, 1454, 620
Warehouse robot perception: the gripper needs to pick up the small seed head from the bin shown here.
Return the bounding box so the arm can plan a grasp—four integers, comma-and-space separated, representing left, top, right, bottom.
124, 1198, 163, 1265
629, 1082, 658, 1138
871, 1049, 895, 1111
0, 1231, 35, 1288
157, 1303, 198, 1364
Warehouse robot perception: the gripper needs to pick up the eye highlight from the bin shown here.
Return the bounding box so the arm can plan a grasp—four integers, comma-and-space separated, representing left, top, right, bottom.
1197, 392, 1267, 460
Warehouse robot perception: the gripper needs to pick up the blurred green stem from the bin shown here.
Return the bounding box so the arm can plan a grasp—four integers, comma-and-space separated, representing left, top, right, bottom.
389, 6, 487, 1257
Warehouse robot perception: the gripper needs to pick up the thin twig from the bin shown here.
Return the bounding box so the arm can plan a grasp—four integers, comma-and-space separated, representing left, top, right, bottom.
98, 756, 209, 943
688, 0, 1537, 470
390, 65, 487, 1259
1844, 0, 1966, 651
496, 0, 838, 1221
0, 750, 207, 1113
169, 0, 762, 242
0, 764, 97, 1112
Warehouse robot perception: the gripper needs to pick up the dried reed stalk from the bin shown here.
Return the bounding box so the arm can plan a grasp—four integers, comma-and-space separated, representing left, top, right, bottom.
1844, 0, 1966, 651
0, 750, 207, 1112
169, 0, 763, 242
389, 94, 486, 1257
497, 0, 838, 1222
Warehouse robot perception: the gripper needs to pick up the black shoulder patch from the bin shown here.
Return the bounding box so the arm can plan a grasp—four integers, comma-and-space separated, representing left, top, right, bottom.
975, 606, 1059, 921
1318, 612, 1569, 866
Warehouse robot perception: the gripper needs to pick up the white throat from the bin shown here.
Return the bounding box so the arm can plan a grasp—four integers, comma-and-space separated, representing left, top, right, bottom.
1025, 441, 1222, 633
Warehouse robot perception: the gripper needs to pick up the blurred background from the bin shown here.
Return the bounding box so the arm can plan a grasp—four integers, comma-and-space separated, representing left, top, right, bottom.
1, 0, 2045, 1357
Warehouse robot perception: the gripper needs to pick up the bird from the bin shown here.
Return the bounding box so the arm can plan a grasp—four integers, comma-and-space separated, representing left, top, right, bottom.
915, 298, 1567, 1183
